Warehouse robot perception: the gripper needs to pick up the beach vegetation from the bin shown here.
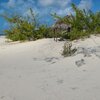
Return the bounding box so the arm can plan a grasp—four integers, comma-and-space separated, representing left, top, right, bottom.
52, 3, 100, 40
62, 41, 77, 57
1, 3, 100, 42
2, 9, 51, 41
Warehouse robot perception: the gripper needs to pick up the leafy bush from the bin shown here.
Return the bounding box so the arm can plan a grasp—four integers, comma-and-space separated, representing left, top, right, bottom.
95, 27, 100, 34
2, 8, 51, 41
2, 13, 35, 41
5, 29, 28, 41
68, 29, 90, 40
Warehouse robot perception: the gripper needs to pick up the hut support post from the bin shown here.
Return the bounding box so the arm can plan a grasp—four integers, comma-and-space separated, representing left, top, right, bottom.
54, 28, 57, 42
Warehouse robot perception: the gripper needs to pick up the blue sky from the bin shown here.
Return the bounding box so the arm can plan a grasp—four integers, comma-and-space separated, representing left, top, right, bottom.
0, 0, 100, 34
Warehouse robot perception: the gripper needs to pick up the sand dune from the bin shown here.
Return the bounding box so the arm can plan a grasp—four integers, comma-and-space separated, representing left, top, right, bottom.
0, 36, 100, 100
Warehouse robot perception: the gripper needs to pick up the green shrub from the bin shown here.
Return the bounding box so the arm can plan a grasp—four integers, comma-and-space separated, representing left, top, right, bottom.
68, 28, 91, 40
5, 29, 28, 41
2, 8, 50, 41
52, 3, 100, 41
95, 27, 100, 34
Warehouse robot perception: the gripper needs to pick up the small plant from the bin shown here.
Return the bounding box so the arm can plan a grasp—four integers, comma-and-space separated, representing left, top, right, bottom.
62, 41, 77, 57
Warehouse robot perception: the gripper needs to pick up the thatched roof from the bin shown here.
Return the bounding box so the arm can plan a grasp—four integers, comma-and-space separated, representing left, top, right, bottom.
52, 23, 71, 30
52, 15, 71, 30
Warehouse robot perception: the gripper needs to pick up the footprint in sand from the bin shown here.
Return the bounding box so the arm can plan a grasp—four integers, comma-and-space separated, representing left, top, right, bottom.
44, 57, 59, 63
75, 59, 85, 67
56, 79, 64, 85
0, 96, 5, 99
33, 57, 59, 64
94, 53, 100, 59
70, 87, 79, 90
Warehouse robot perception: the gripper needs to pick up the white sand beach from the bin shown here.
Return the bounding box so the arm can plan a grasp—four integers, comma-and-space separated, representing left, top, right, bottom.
0, 36, 100, 100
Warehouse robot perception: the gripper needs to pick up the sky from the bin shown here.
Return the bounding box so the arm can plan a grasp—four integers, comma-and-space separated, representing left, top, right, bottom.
0, 0, 100, 34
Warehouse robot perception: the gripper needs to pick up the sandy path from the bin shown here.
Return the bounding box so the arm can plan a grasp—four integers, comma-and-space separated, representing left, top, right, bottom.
0, 36, 100, 100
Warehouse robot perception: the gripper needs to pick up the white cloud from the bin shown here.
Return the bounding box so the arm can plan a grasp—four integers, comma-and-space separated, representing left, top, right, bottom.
57, 0, 93, 16
38, 0, 54, 6
38, 0, 72, 17
7, 0, 15, 7
0, 0, 73, 26
0, 0, 72, 17
57, 7, 72, 15
78, 0, 92, 10
56, 0, 71, 8
1, 0, 20, 8
38, 0, 71, 8
1, 0, 35, 8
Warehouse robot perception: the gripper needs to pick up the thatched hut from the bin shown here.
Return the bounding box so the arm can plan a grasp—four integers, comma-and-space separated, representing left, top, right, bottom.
52, 20, 71, 41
